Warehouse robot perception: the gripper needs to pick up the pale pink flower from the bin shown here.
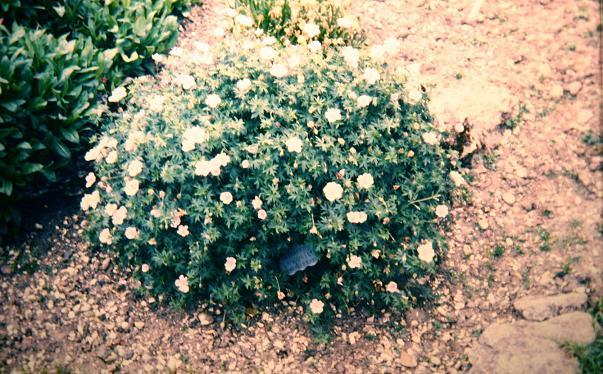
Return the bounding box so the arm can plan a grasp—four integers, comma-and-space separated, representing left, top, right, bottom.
105, 203, 118, 216
108, 86, 127, 103
224, 257, 236, 273
141, 264, 150, 273
309, 299, 324, 314
346, 211, 368, 224
111, 206, 128, 226
177, 225, 189, 237
323, 182, 343, 202
356, 173, 374, 190
105, 150, 118, 164
124, 178, 139, 196
337, 17, 353, 28
422, 132, 439, 145
347, 255, 362, 269
80, 191, 100, 211
252, 196, 263, 210
99, 228, 113, 245
303, 22, 320, 38
386, 281, 399, 293
257, 209, 267, 220
175, 275, 189, 293
270, 64, 288, 78
125, 227, 139, 240
435, 205, 449, 218
363, 68, 380, 85
285, 136, 303, 153
357, 95, 372, 109
325, 108, 342, 123
205, 94, 221, 108
241, 160, 250, 169
127, 159, 144, 177
220, 192, 233, 205
85, 172, 96, 188
417, 241, 436, 263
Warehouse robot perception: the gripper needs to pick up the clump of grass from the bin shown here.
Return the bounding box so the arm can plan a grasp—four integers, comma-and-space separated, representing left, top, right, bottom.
491, 244, 505, 258
566, 298, 603, 373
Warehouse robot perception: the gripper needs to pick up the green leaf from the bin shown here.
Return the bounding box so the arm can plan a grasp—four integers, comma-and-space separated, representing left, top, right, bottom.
1, 99, 25, 112
133, 17, 149, 37
60, 128, 80, 144
16, 142, 32, 150
121, 51, 139, 63
0, 180, 13, 196
0, 143, 4, 152
40, 169, 56, 182
52, 140, 71, 159
21, 163, 44, 175
53, 5, 65, 17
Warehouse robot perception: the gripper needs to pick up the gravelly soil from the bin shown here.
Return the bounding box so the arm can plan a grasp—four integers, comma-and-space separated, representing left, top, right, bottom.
1, 0, 601, 372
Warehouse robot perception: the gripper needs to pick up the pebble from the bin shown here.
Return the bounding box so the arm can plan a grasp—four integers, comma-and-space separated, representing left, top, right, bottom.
199, 312, 214, 326
478, 218, 489, 230
502, 192, 516, 205
550, 84, 564, 99
135, 321, 145, 329
399, 351, 418, 368
577, 109, 593, 124
101, 258, 111, 270
565, 81, 582, 96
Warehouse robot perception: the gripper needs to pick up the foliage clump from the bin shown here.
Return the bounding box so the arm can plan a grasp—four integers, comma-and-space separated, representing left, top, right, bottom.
83, 36, 458, 328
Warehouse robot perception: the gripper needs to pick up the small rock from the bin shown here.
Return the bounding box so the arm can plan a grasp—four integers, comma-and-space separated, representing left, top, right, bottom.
502, 192, 516, 205
399, 351, 418, 368
101, 258, 111, 270
348, 331, 360, 345
514, 291, 588, 321
134, 321, 145, 329
199, 312, 214, 326
565, 82, 582, 96
550, 84, 564, 99
35, 223, 44, 230
577, 109, 593, 124
478, 218, 489, 230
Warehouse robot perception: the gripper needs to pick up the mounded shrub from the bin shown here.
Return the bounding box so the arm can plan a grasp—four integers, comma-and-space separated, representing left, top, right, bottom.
83, 37, 458, 331
233, 0, 364, 47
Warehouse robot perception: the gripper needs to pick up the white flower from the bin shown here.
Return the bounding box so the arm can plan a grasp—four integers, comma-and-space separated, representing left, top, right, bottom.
337, 16, 353, 28
177, 74, 196, 90
236, 78, 252, 94
170, 47, 183, 57
347, 255, 362, 269
105, 150, 118, 164
125, 227, 139, 240
80, 190, 100, 211
99, 228, 113, 245
213, 27, 225, 37
182, 126, 207, 152
262, 36, 276, 45
105, 203, 118, 216
241, 159, 250, 169
259, 46, 276, 60
84, 146, 101, 162
205, 94, 221, 108
287, 54, 301, 68
257, 209, 267, 220
308, 40, 322, 53
111, 206, 128, 226
150, 207, 161, 218
177, 225, 189, 237
303, 22, 320, 38
224, 257, 237, 273
220, 192, 233, 205
435, 205, 449, 218
152, 53, 165, 63
346, 211, 368, 224
175, 275, 189, 293
108, 86, 127, 103
127, 159, 144, 177
422, 132, 439, 145
357, 95, 372, 108
408, 88, 423, 103
449, 171, 465, 186
270, 63, 288, 78
141, 264, 150, 273
252, 196, 263, 210
124, 179, 139, 196
386, 281, 399, 293
325, 108, 342, 123
309, 299, 324, 314
85, 172, 96, 188
356, 173, 374, 189
323, 182, 343, 202
363, 68, 380, 85
214, 152, 230, 167
341, 46, 359, 68
235, 14, 253, 27
148, 95, 165, 112
417, 241, 436, 263
285, 136, 303, 153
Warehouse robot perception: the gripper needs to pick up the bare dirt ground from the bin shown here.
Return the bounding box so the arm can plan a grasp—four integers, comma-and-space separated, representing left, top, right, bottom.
1, 0, 601, 372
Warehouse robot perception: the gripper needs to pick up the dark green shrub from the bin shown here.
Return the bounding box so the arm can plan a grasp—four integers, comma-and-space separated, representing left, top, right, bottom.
0, 23, 111, 227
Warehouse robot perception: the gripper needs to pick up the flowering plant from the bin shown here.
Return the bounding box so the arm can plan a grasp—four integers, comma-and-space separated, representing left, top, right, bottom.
83, 36, 458, 328
232, 0, 364, 47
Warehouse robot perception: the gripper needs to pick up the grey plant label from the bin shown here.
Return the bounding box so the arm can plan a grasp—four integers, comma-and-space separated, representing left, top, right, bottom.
279, 244, 318, 276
